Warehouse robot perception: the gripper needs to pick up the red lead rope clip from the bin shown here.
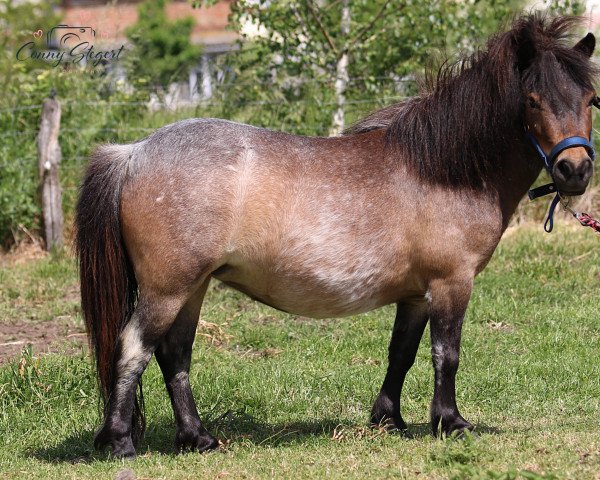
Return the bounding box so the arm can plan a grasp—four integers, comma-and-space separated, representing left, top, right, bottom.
560, 198, 600, 235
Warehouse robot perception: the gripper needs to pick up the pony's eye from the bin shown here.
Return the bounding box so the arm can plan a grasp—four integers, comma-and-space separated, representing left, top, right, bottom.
588, 96, 598, 107
528, 97, 541, 109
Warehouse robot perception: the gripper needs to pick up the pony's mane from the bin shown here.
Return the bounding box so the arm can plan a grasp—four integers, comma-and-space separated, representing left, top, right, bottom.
345, 13, 599, 188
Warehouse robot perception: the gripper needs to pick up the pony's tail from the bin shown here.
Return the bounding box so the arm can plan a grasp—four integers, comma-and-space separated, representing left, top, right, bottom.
75, 144, 145, 445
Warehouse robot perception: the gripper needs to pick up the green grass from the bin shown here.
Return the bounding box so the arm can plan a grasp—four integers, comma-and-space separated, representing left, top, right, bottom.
1, 226, 599, 479
0, 249, 80, 325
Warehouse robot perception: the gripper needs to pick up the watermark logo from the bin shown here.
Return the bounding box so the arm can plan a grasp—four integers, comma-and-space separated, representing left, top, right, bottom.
47, 25, 97, 48
16, 24, 125, 67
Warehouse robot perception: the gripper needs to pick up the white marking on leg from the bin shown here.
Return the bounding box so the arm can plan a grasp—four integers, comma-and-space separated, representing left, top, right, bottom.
173, 371, 189, 383
117, 321, 146, 389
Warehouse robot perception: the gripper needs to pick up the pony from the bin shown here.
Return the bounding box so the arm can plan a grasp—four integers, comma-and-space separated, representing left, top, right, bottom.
76, 14, 597, 458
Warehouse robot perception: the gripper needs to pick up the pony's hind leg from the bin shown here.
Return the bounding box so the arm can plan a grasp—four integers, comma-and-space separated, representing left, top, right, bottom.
94, 294, 185, 458
154, 280, 219, 453
371, 300, 428, 431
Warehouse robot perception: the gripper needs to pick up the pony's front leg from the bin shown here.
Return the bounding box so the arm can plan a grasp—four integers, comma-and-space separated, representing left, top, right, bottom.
428, 276, 474, 437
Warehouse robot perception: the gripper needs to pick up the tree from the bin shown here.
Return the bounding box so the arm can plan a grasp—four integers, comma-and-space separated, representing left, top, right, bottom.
126, 0, 202, 88
223, 0, 527, 135
0, 1, 59, 97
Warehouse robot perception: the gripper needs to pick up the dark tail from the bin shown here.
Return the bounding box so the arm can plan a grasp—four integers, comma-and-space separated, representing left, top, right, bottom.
75, 144, 145, 445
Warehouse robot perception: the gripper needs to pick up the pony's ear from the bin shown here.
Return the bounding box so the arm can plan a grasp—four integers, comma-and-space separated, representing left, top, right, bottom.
514, 30, 536, 72
574, 32, 595, 57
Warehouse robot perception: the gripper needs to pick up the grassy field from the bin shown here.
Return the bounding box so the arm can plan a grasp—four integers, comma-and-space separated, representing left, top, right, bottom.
0, 226, 599, 479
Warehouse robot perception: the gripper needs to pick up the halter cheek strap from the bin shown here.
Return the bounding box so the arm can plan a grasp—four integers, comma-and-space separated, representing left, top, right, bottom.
525, 129, 595, 233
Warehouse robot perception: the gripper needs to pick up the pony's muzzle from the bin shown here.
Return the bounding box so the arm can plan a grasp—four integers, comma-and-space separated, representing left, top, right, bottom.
553, 155, 593, 195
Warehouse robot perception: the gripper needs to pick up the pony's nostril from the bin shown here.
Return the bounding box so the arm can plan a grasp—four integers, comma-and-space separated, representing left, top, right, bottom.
576, 159, 593, 182
556, 160, 573, 179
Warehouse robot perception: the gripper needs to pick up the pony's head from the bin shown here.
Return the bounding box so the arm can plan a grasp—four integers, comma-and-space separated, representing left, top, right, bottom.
347, 14, 599, 193
516, 17, 597, 195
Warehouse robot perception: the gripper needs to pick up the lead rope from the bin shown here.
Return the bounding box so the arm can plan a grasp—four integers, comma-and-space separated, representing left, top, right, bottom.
543, 194, 562, 233
560, 198, 600, 234
542, 192, 600, 234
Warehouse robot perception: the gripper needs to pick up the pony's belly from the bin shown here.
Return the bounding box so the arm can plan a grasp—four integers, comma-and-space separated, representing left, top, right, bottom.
218, 278, 388, 317
212, 264, 415, 318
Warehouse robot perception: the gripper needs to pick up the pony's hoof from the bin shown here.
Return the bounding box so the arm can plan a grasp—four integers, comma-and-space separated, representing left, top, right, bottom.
112, 441, 137, 460
175, 429, 219, 454
432, 415, 474, 439
94, 425, 136, 459
370, 395, 408, 432
370, 415, 408, 434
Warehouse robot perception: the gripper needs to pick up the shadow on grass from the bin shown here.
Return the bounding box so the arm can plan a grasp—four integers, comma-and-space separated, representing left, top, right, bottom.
30, 411, 502, 463
407, 422, 502, 439
30, 412, 346, 463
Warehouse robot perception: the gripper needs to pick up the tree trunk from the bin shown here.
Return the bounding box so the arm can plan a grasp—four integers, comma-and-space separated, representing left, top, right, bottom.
201, 54, 213, 100
37, 98, 63, 250
330, 0, 350, 136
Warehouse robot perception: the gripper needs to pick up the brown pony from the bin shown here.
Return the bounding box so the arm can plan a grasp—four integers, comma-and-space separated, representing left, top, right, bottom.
76, 14, 597, 458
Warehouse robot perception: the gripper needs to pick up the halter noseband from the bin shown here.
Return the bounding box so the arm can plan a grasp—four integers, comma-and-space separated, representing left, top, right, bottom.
525, 131, 595, 172
526, 127, 596, 232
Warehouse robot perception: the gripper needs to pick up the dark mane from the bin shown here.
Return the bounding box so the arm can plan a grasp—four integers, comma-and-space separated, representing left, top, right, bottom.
345, 13, 599, 188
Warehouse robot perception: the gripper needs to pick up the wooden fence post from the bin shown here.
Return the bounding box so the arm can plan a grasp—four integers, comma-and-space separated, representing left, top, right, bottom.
37, 96, 63, 250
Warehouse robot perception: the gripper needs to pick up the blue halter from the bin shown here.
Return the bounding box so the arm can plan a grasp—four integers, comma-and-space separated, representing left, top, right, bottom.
525, 132, 595, 172
526, 129, 595, 232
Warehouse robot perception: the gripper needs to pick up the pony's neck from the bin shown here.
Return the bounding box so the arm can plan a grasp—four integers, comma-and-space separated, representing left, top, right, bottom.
492, 142, 545, 229
383, 65, 523, 189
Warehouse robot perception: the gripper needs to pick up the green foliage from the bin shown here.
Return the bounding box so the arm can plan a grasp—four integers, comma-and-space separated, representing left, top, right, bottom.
190, 0, 221, 7
0, 0, 60, 95
0, 2, 60, 246
0, 66, 152, 247
221, 0, 527, 131
125, 0, 202, 87
0, 145, 38, 246
544, 0, 586, 15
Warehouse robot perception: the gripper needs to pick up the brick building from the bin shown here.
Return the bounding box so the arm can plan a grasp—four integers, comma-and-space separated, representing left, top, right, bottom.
59, 0, 237, 99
